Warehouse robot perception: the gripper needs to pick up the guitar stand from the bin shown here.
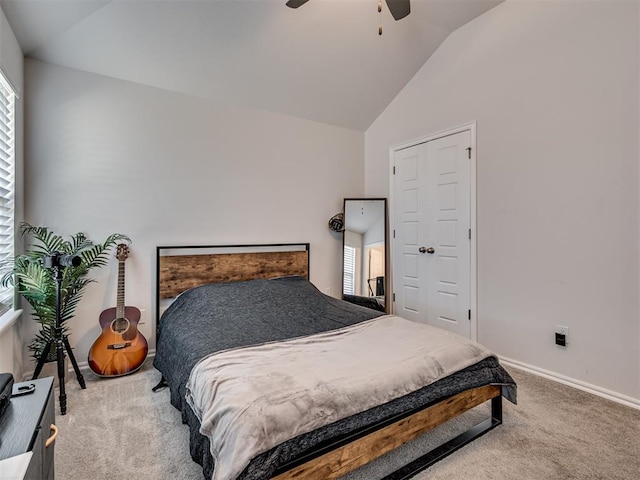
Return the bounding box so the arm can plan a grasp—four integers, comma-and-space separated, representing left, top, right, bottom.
31, 263, 86, 415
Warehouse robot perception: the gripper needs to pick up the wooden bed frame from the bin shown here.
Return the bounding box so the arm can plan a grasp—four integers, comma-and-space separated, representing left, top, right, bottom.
155, 243, 503, 480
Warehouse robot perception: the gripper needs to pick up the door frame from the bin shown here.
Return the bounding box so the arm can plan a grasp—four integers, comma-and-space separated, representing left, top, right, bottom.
389, 122, 478, 341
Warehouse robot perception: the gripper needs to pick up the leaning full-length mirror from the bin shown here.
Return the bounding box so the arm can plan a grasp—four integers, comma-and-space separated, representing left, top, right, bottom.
342, 198, 388, 313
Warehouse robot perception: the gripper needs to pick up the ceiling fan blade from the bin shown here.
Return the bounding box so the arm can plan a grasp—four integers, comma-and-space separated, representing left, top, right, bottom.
286, 0, 310, 8
385, 0, 410, 21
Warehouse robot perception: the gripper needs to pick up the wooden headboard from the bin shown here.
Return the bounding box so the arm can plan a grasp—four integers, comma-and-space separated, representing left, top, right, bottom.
155, 243, 310, 326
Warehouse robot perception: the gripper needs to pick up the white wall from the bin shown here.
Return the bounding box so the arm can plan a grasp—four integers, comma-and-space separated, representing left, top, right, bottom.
365, 0, 640, 402
0, 6, 23, 377
363, 216, 385, 246
24, 59, 364, 370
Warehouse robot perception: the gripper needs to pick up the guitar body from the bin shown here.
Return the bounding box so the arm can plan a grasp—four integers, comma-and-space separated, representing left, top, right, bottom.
88, 307, 148, 377
87, 244, 148, 377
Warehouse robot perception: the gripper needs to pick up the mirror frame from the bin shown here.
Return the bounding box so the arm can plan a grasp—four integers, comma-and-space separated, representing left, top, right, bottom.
341, 197, 389, 313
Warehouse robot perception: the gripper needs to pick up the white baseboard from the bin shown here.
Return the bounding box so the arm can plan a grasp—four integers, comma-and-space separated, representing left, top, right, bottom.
499, 356, 640, 411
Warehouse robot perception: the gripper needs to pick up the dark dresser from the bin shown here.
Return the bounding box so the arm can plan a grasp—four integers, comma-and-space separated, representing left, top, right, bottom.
0, 377, 56, 480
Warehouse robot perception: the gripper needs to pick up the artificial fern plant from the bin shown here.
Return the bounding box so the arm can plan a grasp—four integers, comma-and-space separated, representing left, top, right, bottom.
0, 223, 130, 361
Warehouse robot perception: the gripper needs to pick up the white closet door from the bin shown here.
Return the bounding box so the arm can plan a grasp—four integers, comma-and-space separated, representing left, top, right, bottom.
393, 130, 472, 338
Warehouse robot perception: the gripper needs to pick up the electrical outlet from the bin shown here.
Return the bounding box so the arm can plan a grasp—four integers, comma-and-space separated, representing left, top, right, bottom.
555, 325, 569, 347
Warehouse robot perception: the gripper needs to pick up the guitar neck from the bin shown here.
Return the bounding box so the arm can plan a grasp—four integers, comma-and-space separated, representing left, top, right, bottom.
116, 260, 125, 319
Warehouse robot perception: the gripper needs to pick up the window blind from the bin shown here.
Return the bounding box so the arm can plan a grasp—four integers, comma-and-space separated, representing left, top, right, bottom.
343, 245, 356, 296
0, 71, 15, 315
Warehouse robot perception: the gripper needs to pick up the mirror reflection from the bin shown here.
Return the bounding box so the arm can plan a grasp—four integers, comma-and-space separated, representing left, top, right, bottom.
342, 198, 388, 313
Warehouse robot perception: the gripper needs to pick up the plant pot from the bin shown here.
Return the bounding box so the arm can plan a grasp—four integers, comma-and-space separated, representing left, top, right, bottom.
38, 357, 69, 388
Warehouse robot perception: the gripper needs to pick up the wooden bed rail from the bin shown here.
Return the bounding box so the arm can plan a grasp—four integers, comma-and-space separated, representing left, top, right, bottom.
272, 385, 502, 480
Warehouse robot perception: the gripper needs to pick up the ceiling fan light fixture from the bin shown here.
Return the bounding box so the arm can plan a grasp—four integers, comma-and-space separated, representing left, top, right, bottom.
286, 0, 411, 21
286, 0, 409, 36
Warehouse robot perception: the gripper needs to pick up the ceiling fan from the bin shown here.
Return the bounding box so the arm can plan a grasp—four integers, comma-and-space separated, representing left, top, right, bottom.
286, 0, 411, 21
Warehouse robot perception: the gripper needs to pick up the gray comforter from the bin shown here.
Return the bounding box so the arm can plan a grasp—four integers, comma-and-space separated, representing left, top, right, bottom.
153, 276, 516, 480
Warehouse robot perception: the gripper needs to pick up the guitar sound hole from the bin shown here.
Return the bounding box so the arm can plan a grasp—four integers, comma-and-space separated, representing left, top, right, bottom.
111, 318, 130, 334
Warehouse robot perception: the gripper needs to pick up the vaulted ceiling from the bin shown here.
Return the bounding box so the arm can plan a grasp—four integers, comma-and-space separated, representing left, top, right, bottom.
1, 0, 502, 131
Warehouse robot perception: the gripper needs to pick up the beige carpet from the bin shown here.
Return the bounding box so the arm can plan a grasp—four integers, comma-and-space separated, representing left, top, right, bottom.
53, 362, 640, 480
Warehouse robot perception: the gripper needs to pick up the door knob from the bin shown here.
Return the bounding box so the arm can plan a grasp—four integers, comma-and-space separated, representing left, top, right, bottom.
419, 246, 435, 254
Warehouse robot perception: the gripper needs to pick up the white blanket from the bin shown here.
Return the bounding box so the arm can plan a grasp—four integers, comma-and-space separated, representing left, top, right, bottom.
185, 315, 494, 480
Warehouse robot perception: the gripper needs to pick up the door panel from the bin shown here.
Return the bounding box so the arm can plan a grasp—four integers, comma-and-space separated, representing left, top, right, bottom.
426, 131, 471, 337
392, 144, 425, 323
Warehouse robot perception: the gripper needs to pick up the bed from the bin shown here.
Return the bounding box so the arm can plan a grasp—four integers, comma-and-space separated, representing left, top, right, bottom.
152, 244, 516, 480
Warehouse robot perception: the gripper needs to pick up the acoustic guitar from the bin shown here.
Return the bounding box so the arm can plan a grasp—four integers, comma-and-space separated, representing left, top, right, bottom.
88, 244, 148, 377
